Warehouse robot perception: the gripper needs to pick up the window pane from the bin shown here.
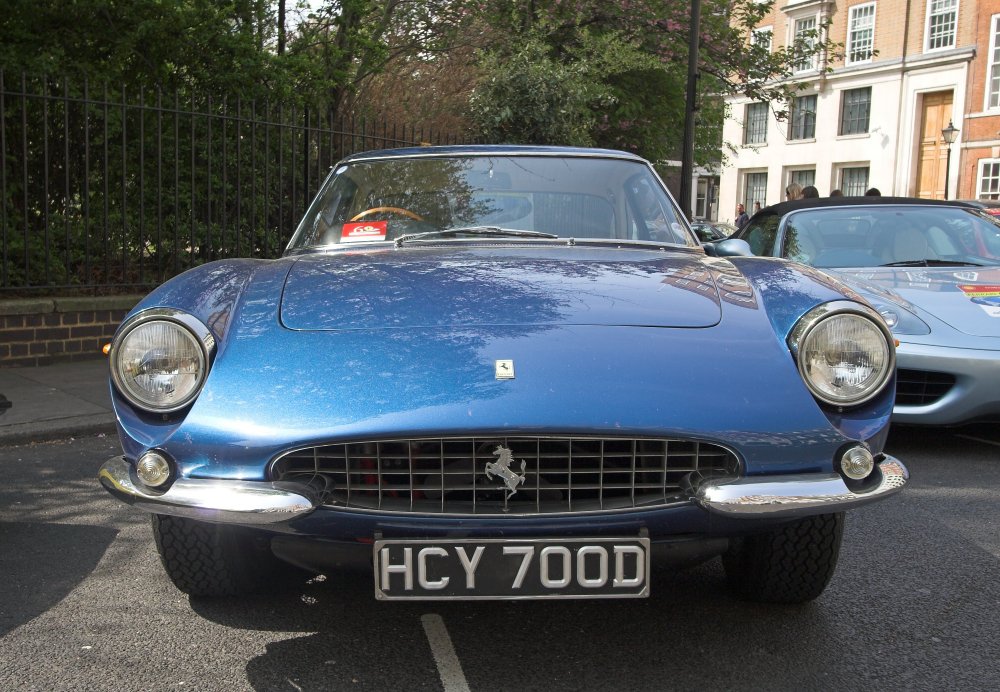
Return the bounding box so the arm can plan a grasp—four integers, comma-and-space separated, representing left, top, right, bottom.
753, 28, 773, 52
841, 167, 870, 196
745, 172, 768, 210
791, 170, 816, 187
840, 87, 871, 135
989, 17, 1000, 108
980, 161, 1000, 199
789, 94, 817, 139
928, 0, 957, 50
848, 4, 875, 63
744, 103, 768, 144
794, 17, 818, 72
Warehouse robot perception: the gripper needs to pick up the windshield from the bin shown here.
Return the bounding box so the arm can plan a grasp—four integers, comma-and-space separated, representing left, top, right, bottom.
286, 154, 695, 250
778, 206, 1000, 268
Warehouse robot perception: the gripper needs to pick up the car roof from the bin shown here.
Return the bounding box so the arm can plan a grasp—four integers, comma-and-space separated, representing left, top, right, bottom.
954, 198, 1000, 208
340, 144, 648, 164
748, 196, 978, 222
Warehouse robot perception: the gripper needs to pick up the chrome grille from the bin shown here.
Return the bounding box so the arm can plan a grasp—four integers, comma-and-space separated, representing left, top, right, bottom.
271, 436, 740, 515
896, 369, 955, 406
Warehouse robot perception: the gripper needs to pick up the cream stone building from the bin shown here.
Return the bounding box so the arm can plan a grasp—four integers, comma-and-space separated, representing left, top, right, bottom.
718, 0, 1000, 222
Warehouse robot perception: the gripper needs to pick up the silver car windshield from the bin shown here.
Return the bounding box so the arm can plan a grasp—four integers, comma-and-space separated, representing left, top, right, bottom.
286, 154, 695, 250
777, 206, 1000, 268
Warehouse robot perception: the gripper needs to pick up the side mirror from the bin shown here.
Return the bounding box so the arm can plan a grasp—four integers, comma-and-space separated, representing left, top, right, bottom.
710, 238, 754, 257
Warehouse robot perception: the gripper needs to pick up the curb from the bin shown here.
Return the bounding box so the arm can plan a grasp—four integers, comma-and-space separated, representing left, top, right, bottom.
0, 414, 118, 447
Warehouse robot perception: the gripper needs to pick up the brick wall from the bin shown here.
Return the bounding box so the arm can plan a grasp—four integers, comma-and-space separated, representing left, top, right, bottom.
0, 296, 142, 367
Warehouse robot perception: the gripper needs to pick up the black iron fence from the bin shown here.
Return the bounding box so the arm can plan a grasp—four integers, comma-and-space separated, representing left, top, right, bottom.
0, 72, 465, 295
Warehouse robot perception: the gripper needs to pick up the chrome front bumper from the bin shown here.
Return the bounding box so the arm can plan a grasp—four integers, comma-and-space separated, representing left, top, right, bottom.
99, 454, 908, 525
98, 456, 321, 525
691, 456, 908, 517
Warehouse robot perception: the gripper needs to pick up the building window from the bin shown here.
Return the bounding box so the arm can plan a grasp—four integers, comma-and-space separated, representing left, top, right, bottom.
790, 169, 816, 188
744, 172, 768, 210
840, 166, 870, 196
840, 87, 872, 135
978, 159, 1000, 198
744, 103, 768, 145
987, 16, 1000, 109
696, 178, 716, 219
752, 27, 773, 52
926, 0, 958, 51
848, 4, 876, 64
789, 95, 817, 140
793, 17, 818, 72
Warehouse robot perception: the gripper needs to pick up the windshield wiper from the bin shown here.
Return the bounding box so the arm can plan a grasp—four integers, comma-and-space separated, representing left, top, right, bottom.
880, 259, 986, 267
394, 226, 559, 247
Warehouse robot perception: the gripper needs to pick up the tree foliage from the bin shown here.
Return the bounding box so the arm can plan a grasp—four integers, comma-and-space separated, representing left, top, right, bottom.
466, 0, 836, 166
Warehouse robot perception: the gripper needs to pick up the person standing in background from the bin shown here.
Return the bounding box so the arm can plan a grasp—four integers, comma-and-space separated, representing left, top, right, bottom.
785, 182, 803, 200
735, 203, 750, 230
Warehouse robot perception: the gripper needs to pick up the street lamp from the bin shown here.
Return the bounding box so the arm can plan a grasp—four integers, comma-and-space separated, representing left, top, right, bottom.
942, 120, 959, 200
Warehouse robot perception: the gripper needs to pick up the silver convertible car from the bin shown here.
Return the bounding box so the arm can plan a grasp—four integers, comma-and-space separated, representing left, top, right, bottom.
99, 146, 908, 604
732, 196, 1000, 425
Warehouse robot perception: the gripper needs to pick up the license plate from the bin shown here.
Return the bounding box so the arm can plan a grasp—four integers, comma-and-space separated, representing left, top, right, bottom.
373, 537, 650, 600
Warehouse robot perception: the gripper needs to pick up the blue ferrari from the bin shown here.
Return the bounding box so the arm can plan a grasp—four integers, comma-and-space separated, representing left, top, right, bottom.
99, 146, 908, 603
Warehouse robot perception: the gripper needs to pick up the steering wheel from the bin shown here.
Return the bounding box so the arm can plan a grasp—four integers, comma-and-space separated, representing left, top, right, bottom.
350, 206, 424, 222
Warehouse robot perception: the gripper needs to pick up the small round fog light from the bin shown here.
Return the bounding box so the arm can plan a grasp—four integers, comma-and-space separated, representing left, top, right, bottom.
841, 447, 875, 481
136, 451, 173, 488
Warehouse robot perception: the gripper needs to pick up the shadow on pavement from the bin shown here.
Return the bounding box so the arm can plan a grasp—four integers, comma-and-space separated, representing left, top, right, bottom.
189, 560, 838, 691
0, 521, 118, 636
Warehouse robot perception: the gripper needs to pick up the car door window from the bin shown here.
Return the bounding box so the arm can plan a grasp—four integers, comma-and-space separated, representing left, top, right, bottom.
743, 215, 780, 255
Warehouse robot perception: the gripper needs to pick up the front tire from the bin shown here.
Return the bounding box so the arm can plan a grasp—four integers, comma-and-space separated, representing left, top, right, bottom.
151, 514, 303, 597
722, 512, 844, 604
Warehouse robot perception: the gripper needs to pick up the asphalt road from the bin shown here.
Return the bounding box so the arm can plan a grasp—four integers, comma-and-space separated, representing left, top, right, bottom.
1, 426, 998, 691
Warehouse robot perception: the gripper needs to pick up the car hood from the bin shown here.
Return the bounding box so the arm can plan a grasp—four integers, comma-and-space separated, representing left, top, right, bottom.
833, 266, 1000, 337
279, 247, 722, 330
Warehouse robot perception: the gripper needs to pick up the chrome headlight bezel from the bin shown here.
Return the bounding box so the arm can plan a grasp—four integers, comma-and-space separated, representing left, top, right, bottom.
788, 301, 895, 408
110, 308, 216, 413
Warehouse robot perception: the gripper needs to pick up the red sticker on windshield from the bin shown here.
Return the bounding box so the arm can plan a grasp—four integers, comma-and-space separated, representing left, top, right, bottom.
341, 221, 387, 243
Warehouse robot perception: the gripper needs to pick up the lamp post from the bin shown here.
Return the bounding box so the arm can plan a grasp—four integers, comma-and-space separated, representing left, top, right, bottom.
942, 120, 959, 200
679, 0, 701, 220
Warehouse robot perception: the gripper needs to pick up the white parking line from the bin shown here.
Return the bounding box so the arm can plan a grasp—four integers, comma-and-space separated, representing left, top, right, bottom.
421, 613, 471, 692
956, 434, 1000, 448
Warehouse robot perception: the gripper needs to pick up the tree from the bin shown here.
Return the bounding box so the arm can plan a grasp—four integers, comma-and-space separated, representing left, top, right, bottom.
285, 0, 474, 115
0, 0, 289, 99
466, 0, 836, 166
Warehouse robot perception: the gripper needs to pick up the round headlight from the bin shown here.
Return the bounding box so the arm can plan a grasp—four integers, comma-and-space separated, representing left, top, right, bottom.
111, 311, 213, 412
790, 302, 894, 407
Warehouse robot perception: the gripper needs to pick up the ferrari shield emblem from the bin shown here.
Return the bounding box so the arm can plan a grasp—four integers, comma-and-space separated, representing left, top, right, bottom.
495, 359, 515, 379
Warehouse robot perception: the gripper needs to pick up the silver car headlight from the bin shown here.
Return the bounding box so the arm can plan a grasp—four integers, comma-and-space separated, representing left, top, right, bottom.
867, 299, 930, 336
110, 309, 215, 412
788, 301, 895, 407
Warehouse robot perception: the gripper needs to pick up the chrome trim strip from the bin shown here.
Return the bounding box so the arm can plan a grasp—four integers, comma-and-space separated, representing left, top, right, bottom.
99, 454, 908, 524
341, 149, 645, 164
693, 456, 908, 517
98, 456, 319, 525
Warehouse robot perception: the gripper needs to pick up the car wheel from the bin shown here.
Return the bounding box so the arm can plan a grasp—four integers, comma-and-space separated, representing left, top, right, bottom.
722, 512, 844, 604
151, 514, 305, 597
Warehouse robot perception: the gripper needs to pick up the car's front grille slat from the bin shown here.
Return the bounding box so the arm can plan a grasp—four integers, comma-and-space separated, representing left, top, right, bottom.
896, 369, 955, 406
272, 436, 739, 515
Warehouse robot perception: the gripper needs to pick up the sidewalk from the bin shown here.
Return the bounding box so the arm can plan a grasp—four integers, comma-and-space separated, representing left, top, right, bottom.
0, 358, 116, 446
